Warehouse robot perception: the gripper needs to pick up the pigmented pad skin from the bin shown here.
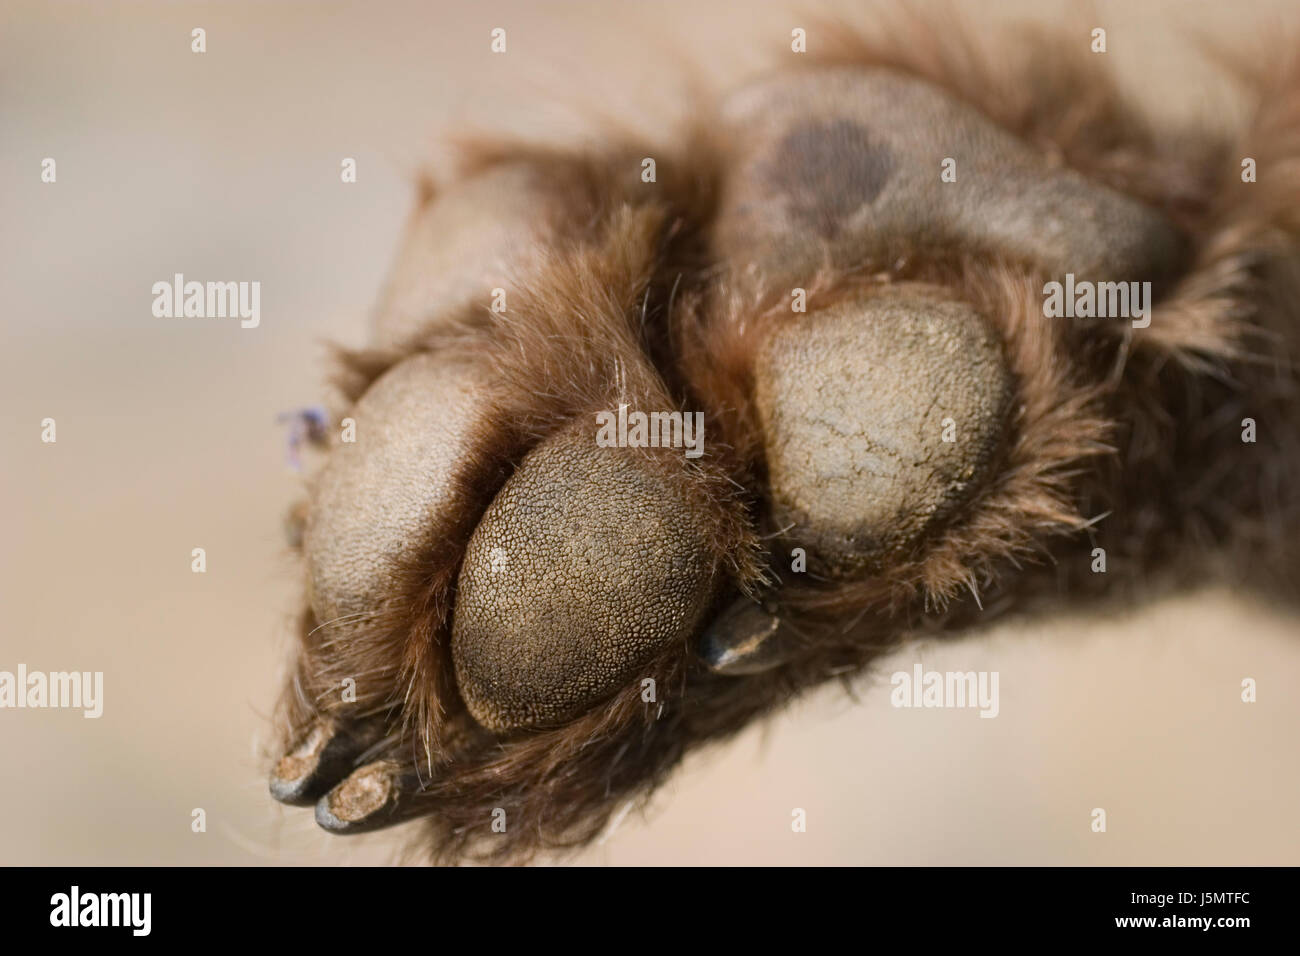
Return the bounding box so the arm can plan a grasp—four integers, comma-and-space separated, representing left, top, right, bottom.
373, 163, 579, 349
305, 351, 487, 625
755, 284, 1013, 572
717, 68, 1186, 288
452, 424, 716, 731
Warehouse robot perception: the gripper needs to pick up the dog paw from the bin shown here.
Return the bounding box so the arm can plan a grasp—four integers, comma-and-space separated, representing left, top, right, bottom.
270, 23, 1300, 863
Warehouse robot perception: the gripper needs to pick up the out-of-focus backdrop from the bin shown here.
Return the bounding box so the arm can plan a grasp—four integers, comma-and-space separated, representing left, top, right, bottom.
2, 0, 1297, 865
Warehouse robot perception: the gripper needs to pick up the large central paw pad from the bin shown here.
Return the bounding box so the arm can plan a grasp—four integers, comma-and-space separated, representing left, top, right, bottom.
716, 67, 1186, 287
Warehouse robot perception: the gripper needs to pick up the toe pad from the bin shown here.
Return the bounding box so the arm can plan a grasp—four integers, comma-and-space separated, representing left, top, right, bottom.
452, 424, 717, 731
755, 284, 1014, 572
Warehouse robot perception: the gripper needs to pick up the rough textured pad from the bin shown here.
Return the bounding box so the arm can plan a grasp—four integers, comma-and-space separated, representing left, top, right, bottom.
304, 351, 488, 626
452, 423, 716, 731
754, 284, 1014, 573
716, 68, 1186, 288
373, 163, 576, 348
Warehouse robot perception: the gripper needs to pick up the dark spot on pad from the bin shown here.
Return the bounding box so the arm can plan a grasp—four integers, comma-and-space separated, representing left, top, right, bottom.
718, 68, 1188, 289
760, 120, 895, 239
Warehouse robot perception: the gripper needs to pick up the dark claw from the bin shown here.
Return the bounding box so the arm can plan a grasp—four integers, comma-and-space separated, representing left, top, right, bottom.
314, 761, 425, 835
269, 718, 384, 807
699, 597, 796, 675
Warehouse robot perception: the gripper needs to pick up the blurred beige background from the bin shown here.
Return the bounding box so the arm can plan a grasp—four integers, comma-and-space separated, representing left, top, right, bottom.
2, 0, 1297, 865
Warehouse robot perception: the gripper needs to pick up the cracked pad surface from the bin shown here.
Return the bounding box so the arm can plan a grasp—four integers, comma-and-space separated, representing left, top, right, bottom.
754, 284, 1014, 572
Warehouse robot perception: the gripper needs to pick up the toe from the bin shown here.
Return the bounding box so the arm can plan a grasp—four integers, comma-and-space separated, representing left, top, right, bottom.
314, 761, 424, 835
269, 718, 385, 807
